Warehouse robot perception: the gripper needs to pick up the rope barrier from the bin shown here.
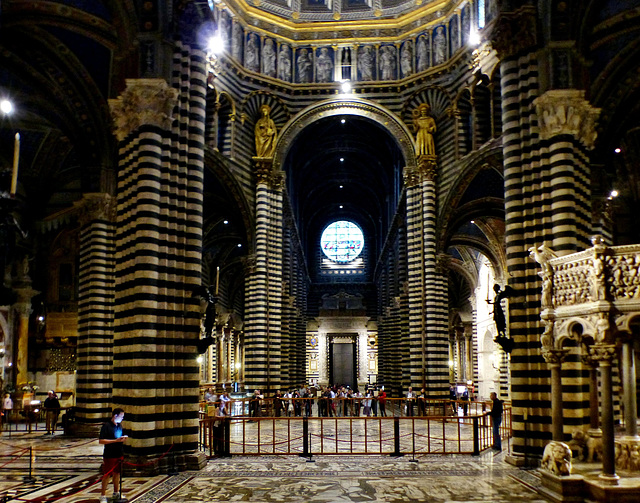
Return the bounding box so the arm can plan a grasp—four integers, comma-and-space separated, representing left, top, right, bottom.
0, 448, 30, 470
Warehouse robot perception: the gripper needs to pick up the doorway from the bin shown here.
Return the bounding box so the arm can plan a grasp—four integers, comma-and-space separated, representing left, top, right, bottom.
329, 340, 357, 388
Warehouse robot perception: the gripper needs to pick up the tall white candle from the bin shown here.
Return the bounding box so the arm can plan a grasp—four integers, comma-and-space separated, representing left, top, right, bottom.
215, 266, 220, 295
10, 133, 20, 195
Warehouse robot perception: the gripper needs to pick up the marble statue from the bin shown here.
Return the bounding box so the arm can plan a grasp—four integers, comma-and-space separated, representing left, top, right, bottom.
379, 46, 396, 81
401, 42, 413, 78
417, 36, 429, 72
254, 104, 277, 158
297, 48, 312, 83
231, 22, 243, 62
412, 103, 436, 156
359, 46, 374, 81
278, 45, 291, 82
246, 33, 260, 73
434, 26, 446, 65
316, 47, 333, 83
262, 38, 276, 77
541, 441, 572, 476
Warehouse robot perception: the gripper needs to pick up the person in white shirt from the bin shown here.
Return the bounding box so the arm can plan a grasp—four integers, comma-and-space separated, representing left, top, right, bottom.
406, 387, 416, 416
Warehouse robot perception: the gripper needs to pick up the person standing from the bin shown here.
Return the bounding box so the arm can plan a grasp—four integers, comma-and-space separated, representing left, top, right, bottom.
406, 387, 415, 416
378, 389, 387, 417
486, 392, 503, 451
99, 408, 128, 503
44, 390, 61, 435
1, 393, 13, 430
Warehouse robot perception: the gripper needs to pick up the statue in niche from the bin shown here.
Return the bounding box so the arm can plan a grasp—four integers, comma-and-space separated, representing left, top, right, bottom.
296, 48, 312, 83
412, 103, 437, 156
262, 38, 276, 77
359, 46, 374, 81
379, 46, 396, 80
433, 26, 446, 65
316, 48, 333, 83
461, 5, 470, 46
254, 104, 277, 158
278, 45, 291, 81
417, 36, 429, 72
450, 16, 459, 53
219, 13, 230, 44
231, 22, 243, 62
246, 33, 260, 73
401, 42, 413, 78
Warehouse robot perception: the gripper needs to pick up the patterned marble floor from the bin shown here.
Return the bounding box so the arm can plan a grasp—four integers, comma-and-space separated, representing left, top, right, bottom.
0, 429, 550, 503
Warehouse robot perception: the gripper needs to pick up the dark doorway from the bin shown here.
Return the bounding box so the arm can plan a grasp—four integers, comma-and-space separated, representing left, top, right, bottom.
330, 341, 356, 388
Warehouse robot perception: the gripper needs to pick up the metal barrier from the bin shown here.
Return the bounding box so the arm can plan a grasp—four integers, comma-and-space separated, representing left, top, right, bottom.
199, 405, 511, 457
0, 407, 70, 434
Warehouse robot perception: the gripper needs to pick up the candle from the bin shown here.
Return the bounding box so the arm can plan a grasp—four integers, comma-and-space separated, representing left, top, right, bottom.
215, 266, 220, 295
10, 133, 20, 195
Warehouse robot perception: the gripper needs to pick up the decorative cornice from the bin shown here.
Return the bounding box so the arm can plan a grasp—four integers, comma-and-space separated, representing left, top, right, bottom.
109, 79, 179, 141
534, 90, 601, 149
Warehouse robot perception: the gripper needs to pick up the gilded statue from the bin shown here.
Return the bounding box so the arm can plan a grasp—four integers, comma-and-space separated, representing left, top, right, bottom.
254, 104, 277, 158
412, 103, 437, 156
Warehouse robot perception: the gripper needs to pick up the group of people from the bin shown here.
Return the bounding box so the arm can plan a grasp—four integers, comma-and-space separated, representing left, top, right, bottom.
1, 390, 61, 434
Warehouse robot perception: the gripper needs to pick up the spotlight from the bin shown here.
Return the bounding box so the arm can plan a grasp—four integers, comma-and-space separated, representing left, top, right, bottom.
339, 205, 343, 209
609, 190, 619, 199
469, 30, 480, 47
223, 220, 229, 224
0, 99, 13, 115
197, 355, 204, 364
470, 220, 475, 224
340, 80, 352, 93
237, 243, 242, 247
339, 185, 343, 189
614, 148, 622, 154
340, 157, 344, 162
341, 119, 346, 124
208, 35, 224, 55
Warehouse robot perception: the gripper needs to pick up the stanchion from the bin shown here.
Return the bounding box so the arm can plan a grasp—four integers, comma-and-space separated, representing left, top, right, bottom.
472, 416, 480, 456
223, 417, 232, 458
24, 446, 35, 482
409, 419, 418, 463
299, 417, 309, 458
116, 457, 128, 503
391, 417, 403, 457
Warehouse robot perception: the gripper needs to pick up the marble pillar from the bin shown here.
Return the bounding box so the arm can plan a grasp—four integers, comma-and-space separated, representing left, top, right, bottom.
543, 348, 567, 441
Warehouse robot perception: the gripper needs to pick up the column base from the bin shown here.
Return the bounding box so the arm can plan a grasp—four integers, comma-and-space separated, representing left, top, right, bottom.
538, 470, 585, 503
505, 453, 539, 468
584, 476, 640, 503
597, 473, 620, 485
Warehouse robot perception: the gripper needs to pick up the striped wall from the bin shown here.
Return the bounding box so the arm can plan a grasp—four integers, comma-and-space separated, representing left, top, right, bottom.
110, 42, 207, 460
75, 195, 115, 423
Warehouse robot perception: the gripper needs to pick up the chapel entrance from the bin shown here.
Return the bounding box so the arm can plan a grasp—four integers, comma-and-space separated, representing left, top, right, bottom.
329, 338, 357, 388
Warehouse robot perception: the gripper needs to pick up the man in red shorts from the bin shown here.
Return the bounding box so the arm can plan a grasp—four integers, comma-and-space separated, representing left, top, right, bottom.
99, 408, 128, 503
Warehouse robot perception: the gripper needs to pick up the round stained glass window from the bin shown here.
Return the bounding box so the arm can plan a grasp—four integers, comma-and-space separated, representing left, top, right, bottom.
320, 220, 364, 262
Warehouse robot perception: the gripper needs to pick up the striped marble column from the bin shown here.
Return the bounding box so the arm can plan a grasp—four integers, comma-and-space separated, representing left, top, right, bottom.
107, 43, 206, 469
405, 156, 449, 398
74, 193, 115, 426
244, 159, 284, 395
534, 90, 600, 254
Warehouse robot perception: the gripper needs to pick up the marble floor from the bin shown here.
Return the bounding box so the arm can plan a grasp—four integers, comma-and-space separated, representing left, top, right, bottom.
0, 426, 552, 503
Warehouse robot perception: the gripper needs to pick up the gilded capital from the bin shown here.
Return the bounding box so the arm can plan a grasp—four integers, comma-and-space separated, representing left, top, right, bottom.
534, 90, 601, 149
403, 166, 419, 187
109, 79, 179, 141
74, 193, 116, 226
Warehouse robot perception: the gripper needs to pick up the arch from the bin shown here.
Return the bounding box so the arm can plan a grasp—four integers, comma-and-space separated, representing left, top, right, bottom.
273, 98, 417, 171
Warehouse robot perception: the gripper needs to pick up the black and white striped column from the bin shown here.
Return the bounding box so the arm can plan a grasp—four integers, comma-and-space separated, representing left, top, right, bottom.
74, 194, 115, 427
108, 42, 207, 468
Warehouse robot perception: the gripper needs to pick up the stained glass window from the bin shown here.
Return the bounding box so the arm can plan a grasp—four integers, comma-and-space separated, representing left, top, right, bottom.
320, 220, 364, 262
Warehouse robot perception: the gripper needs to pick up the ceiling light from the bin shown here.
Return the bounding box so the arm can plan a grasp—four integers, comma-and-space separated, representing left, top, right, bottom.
339, 185, 343, 189
340, 157, 344, 162
341, 119, 346, 124
223, 220, 229, 224
470, 220, 475, 224
0, 99, 13, 115
339, 205, 343, 209
237, 243, 242, 247
614, 148, 622, 154
609, 190, 619, 198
